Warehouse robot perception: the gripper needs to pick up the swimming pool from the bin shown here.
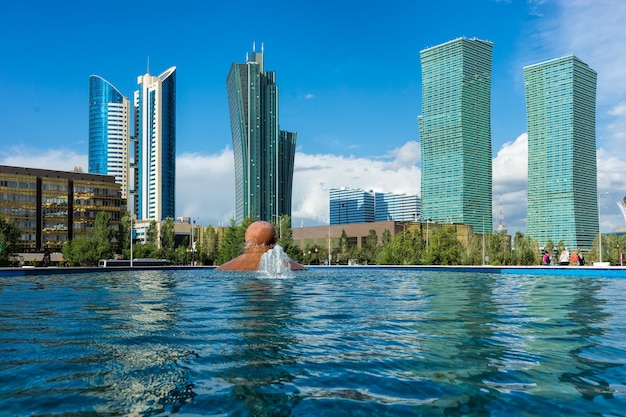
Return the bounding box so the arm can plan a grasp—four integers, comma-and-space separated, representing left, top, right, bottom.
1, 268, 625, 416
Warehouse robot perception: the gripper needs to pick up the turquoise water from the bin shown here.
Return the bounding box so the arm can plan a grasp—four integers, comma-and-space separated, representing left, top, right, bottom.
1, 268, 626, 416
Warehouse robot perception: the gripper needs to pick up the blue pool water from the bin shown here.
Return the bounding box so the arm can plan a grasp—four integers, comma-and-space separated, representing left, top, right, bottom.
1, 267, 626, 416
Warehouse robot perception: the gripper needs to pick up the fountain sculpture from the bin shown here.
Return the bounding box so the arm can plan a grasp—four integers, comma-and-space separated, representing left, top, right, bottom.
216, 220, 306, 271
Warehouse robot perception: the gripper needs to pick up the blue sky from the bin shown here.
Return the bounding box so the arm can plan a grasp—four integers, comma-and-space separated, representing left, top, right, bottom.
2, 0, 626, 235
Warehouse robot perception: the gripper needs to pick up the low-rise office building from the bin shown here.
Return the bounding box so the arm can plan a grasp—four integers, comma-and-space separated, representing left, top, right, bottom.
292, 221, 475, 253
0, 165, 124, 254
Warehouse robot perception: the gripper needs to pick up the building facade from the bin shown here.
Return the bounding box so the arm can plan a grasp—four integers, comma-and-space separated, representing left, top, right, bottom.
329, 188, 376, 225
88, 75, 131, 201
374, 192, 421, 222
134, 66, 176, 221
329, 188, 421, 224
418, 37, 493, 232
227, 45, 296, 224
524, 55, 598, 250
0, 165, 123, 253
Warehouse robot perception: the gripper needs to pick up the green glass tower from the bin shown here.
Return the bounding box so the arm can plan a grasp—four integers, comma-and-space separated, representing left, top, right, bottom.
418, 38, 493, 233
524, 55, 598, 250
227, 45, 296, 224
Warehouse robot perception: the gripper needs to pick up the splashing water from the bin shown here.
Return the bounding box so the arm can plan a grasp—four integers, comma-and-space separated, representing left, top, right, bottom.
258, 244, 293, 278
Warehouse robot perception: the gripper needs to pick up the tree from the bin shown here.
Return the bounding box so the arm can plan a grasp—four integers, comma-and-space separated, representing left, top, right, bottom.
423, 225, 464, 265
216, 218, 241, 265
463, 231, 482, 265
93, 211, 113, 261
362, 229, 378, 264
118, 211, 132, 258
199, 225, 220, 265
275, 215, 300, 260
377, 229, 423, 265
160, 217, 176, 260
147, 220, 158, 246
0, 215, 21, 266
381, 229, 392, 246
512, 231, 538, 265
61, 212, 114, 266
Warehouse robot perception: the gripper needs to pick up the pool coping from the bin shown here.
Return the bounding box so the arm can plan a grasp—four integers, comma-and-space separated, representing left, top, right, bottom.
2, 264, 626, 277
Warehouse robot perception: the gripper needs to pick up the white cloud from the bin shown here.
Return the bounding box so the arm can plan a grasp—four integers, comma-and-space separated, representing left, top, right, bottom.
175, 149, 235, 226
383, 140, 421, 170
291, 150, 421, 226
609, 102, 626, 117
304, 93, 315, 100
492, 133, 528, 234
0, 146, 87, 172
493, 133, 528, 192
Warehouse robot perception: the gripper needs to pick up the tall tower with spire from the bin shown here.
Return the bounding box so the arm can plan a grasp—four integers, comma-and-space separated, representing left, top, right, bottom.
226, 44, 297, 224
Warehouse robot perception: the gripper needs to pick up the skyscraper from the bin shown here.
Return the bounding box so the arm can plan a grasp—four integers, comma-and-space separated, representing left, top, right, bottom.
418, 37, 493, 232
134, 66, 176, 221
88, 75, 131, 200
227, 45, 297, 224
524, 55, 598, 250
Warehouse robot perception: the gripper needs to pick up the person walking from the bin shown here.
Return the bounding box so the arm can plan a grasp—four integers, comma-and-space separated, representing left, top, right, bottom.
559, 249, 570, 266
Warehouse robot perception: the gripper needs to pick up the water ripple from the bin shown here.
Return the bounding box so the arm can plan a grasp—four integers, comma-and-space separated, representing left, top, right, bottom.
1, 269, 626, 416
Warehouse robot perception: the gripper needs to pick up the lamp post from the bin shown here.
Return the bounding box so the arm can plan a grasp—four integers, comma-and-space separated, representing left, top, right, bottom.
129, 216, 134, 267
426, 218, 430, 253
191, 219, 196, 266
482, 215, 486, 266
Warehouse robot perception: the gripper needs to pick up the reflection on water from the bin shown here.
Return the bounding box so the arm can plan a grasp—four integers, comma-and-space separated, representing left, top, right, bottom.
1, 269, 626, 416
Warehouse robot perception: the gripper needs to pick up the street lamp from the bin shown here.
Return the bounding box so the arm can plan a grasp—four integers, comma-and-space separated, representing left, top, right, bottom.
129, 216, 134, 267
482, 215, 486, 266
191, 218, 199, 266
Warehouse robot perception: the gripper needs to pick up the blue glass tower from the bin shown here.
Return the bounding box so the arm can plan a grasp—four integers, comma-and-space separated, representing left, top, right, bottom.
227, 45, 297, 224
88, 75, 130, 199
135, 66, 176, 221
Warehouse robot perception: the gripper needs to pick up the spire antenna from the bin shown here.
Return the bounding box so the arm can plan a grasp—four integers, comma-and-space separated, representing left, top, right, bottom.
147, 56, 150, 74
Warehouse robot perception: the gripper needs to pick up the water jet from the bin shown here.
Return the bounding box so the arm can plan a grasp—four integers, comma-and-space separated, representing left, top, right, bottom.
216, 220, 306, 271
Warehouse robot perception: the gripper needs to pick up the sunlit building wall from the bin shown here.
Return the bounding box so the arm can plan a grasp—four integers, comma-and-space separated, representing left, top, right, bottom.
227, 45, 296, 224
418, 37, 493, 232
88, 75, 131, 200
0, 165, 123, 253
135, 66, 176, 221
524, 55, 598, 250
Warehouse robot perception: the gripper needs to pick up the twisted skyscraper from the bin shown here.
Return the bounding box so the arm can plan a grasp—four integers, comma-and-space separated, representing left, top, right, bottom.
227, 45, 296, 224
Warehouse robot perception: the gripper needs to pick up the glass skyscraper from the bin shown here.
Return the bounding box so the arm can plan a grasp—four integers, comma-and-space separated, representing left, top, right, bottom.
375, 192, 421, 222
329, 188, 421, 224
524, 55, 598, 250
329, 188, 376, 225
227, 46, 296, 224
88, 75, 131, 200
418, 37, 493, 232
134, 66, 176, 221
